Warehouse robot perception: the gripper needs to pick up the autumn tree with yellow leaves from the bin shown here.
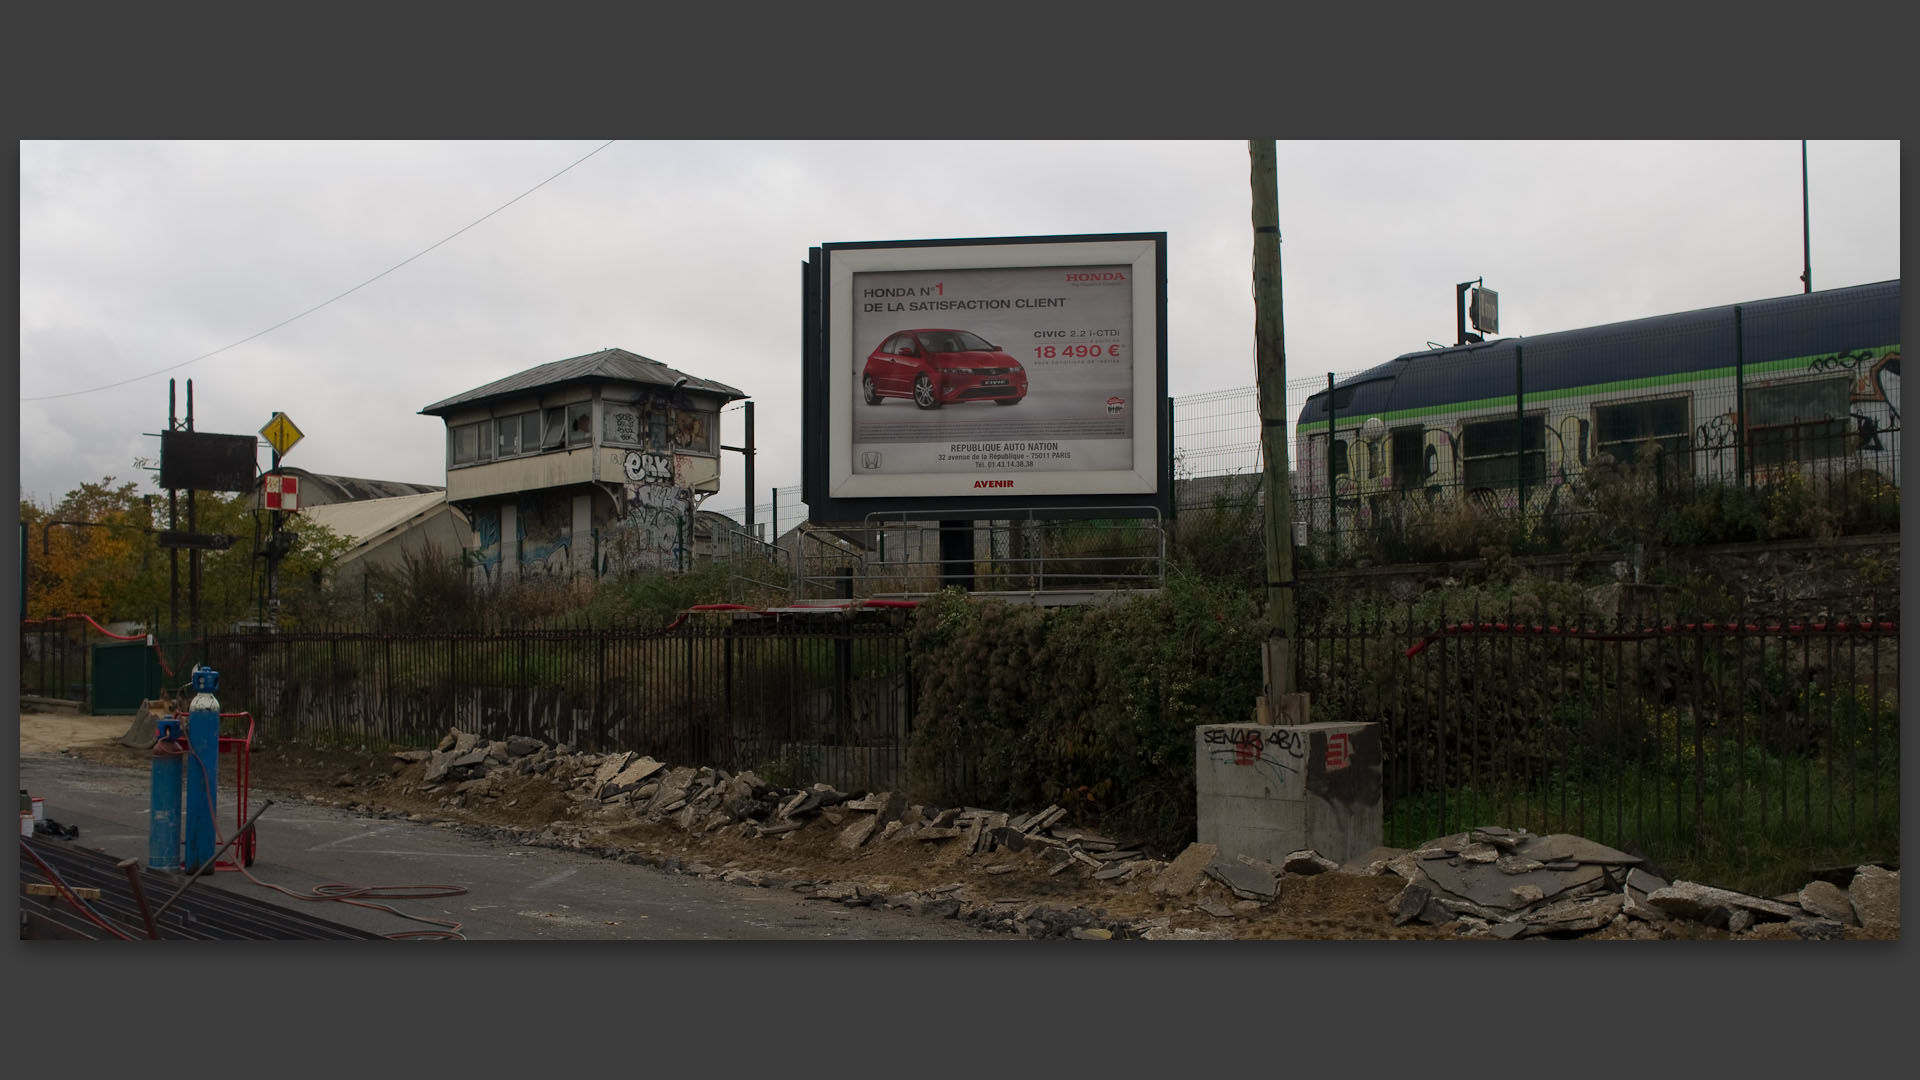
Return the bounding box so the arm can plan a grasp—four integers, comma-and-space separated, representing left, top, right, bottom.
21, 471, 351, 631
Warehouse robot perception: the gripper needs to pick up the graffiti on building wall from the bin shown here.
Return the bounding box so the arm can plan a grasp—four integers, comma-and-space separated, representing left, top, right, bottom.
606, 392, 710, 453
518, 492, 573, 579
602, 449, 691, 575
470, 507, 502, 585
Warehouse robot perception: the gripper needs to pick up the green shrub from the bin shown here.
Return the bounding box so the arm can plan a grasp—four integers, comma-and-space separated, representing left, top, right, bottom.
905, 578, 1261, 854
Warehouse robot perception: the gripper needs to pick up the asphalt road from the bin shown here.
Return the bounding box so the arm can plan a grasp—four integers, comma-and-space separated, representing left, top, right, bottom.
17, 752, 1006, 942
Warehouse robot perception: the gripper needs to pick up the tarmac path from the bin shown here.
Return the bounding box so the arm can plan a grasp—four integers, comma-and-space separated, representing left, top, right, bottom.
18, 734, 1006, 942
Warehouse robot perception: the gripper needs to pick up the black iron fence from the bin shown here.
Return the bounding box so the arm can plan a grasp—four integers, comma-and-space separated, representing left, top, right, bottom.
204, 615, 918, 793
21, 619, 92, 702
193, 595, 1897, 879
1307, 600, 1899, 876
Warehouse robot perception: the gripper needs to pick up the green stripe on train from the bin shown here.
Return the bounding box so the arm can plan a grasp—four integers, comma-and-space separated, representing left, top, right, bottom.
1294, 344, 1897, 434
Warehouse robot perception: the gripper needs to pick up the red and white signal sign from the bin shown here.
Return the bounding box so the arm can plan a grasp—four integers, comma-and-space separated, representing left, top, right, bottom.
264, 473, 300, 512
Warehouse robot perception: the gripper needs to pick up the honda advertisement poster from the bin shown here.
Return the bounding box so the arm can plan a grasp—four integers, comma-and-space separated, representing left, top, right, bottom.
811, 234, 1167, 514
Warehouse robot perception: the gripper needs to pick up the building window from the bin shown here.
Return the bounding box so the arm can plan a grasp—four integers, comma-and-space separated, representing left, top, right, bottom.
567, 402, 592, 447
1594, 396, 1690, 465
1747, 377, 1850, 468
449, 419, 493, 467
1461, 415, 1546, 489
542, 408, 566, 450
604, 402, 642, 447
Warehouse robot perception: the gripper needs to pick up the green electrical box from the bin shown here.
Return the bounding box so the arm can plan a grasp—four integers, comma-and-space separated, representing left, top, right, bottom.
90, 639, 163, 715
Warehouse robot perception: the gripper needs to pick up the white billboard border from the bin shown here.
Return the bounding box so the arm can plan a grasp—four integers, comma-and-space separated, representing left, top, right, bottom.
823, 237, 1163, 502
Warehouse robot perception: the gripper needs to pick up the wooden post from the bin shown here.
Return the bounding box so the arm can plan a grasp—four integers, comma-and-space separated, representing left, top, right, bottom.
1252, 141, 1308, 720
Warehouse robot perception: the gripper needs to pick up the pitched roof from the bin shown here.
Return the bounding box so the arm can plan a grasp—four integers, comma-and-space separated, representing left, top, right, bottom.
419, 348, 747, 416
298, 491, 450, 549
258, 467, 443, 505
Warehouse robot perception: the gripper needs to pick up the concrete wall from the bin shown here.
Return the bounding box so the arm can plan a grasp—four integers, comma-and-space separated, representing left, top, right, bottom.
1195, 722, 1382, 866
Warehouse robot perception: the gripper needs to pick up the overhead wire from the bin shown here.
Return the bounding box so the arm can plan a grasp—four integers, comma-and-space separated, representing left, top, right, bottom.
23, 140, 618, 402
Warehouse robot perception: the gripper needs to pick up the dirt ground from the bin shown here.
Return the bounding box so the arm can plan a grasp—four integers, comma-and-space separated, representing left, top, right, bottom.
15, 711, 1635, 941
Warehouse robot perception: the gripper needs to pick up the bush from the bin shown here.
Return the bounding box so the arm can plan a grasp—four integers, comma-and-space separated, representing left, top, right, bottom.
905, 578, 1261, 854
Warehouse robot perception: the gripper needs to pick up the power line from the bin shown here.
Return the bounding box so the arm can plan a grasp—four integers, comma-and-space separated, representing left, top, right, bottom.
22, 140, 619, 402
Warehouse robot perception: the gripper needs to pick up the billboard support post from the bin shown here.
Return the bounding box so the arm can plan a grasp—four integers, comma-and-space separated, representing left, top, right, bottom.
938, 520, 974, 592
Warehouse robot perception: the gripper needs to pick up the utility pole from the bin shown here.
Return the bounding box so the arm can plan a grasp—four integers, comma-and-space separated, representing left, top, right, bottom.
720, 401, 756, 537
1800, 140, 1812, 294
1250, 140, 1303, 714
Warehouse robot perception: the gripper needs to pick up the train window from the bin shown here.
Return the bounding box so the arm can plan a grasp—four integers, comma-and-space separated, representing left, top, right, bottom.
1329, 436, 1349, 478
1461, 416, 1546, 489
1747, 377, 1851, 467
1594, 396, 1690, 465
1390, 427, 1424, 489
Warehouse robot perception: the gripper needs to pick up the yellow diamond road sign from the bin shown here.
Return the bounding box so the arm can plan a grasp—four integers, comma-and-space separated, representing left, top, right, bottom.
261, 412, 305, 458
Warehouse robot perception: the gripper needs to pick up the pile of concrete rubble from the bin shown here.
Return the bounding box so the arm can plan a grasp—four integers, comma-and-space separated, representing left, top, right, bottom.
1355, 825, 1900, 940
396, 730, 1182, 939
389, 731, 1898, 941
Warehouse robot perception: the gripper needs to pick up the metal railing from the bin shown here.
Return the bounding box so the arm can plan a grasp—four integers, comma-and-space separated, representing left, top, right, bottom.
1306, 595, 1899, 873
205, 614, 918, 793
198, 587, 1898, 880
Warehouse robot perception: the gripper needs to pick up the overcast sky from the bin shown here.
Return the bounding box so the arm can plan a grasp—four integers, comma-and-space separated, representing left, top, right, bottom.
17, 139, 1902, 526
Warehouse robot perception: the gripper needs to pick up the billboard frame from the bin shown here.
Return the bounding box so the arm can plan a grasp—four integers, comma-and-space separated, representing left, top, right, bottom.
802, 232, 1170, 524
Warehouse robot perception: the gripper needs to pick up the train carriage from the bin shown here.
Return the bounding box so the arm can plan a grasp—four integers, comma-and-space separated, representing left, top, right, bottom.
1294, 279, 1901, 541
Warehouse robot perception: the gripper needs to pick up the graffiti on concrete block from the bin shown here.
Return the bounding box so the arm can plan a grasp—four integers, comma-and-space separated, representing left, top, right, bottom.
1306, 726, 1381, 809
1325, 732, 1351, 770
1203, 726, 1305, 788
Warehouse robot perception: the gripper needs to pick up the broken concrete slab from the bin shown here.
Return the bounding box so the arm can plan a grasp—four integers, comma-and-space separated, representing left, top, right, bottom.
598, 756, 665, 799
590, 751, 635, 788
1282, 850, 1339, 876
1797, 880, 1858, 925
1515, 833, 1643, 866
1468, 826, 1525, 851
837, 817, 878, 850
1625, 867, 1669, 894
1647, 881, 1802, 923
505, 735, 547, 758
1787, 918, 1847, 941
1391, 883, 1433, 926
1206, 858, 1280, 901
1847, 865, 1899, 931
1519, 893, 1626, 937
1421, 856, 1604, 911
1150, 842, 1218, 898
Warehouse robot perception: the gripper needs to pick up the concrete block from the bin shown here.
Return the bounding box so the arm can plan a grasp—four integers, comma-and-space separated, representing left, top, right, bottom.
1194, 722, 1382, 867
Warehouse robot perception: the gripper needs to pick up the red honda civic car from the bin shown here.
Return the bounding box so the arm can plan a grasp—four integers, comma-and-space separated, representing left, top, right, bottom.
861, 328, 1027, 409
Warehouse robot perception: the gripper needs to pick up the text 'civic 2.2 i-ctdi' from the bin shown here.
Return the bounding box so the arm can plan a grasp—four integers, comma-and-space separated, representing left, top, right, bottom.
862, 329, 1028, 409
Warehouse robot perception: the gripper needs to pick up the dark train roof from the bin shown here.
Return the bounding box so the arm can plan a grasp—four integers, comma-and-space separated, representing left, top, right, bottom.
1299, 279, 1900, 428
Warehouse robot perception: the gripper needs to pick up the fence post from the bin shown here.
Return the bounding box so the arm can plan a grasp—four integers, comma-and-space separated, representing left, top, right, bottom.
1733, 305, 1747, 489
594, 632, 607, 752
1326, 371, 1338, 560
1515, 345, 1527, 520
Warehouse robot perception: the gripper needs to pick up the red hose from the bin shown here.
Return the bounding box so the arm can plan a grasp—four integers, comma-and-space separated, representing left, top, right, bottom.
1404, 616, 1898, 657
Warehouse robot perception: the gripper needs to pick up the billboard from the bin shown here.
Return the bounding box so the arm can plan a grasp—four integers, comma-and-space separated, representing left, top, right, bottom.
803, 234, 1169, 522
159, 430, 258, 492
